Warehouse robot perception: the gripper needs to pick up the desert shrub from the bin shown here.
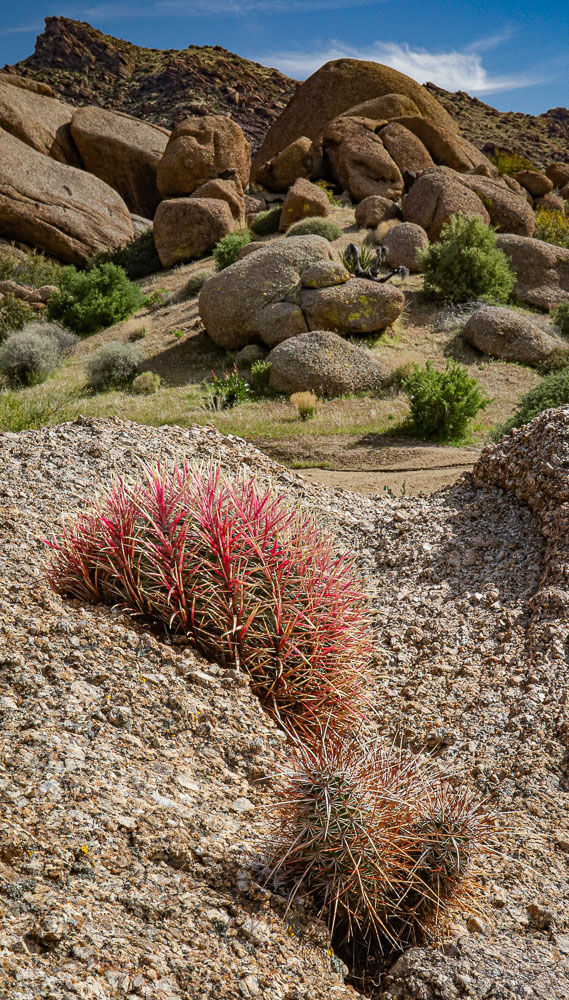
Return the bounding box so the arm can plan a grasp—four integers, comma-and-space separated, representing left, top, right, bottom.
128, 326, 147, 342
403, 359, 490, 441
286, 217, 342, 241
250, 205, 282, 236
553, 303, 569, 339
250, 359, 272, 396
496, 368, 569, 435
0, 254, 15, 281
341, 243, 376, 274
47, 263, 145, 335
382, 361, 415, 393
203, 367, 250, 409
420, 214, 516, 303
533, 209, 569, 249
185, 268, 215, 297
15, 250, 62, 288
314, 180, 341, 206
264, 732, 496, 958
0, 322, 77, 387
0, 387, 77, 431
45, 462, 371, 735
490, 149, 534, 176
132, 371, 160, 395
291, 390, 317, 420
87, 341, 140, 392
213, 229, 252, 271
0, 295, 35, 338
90, 229, 162, 280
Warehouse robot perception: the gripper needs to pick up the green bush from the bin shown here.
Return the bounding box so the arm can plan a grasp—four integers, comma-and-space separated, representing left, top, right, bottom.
496, 368, 569, 436
403, 360, 490, 441
0, 250, 62, 288
47, 263, 145, 335
203, 367, 250, 409
132, 371, 160, 395
0, 295, 36, 338
250, 205, 282, 236
420, 214, 516, 303
87, 341, 140, 392
314, 180, 341, 206
290, 390, 317, 420
250, 359, 272, 396
128, 326, 147, 342
185, 268, 216, 297
553, 303, 569, 339
490, 149, 534, 176
0, 322, 77, 386
90, 229, 162, 280
534, 209, 569, 249
213, 230, 252, 271
285, 217, 342, 241
0, 387, 77, 432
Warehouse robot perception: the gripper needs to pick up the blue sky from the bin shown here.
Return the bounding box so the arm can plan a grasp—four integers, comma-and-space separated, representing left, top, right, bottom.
0, 2, 567, 115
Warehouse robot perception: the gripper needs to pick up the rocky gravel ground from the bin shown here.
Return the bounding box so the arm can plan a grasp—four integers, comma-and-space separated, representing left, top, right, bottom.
0, 414, 568, 1000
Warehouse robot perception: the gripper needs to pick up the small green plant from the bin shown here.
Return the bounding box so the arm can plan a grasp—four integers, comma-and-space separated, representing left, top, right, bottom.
291, 390, 318, 420
145, 288, 170, 311
314, 180, 341, 206
0, 387, 78, 431
490, 149, 534, 176
213, 230, 252, 271
89, 229, 162, 280
420, 214, 516, 304
495, 367, 569, 436
341, 243, 376, 274
553, 303, 569, 339
0, 254, 15, 281
0, 295, 35, 338
250, 359, 272, 397
47, 263, 145, 335
132, 371, 161, 395
128, 326, 147, 342
534, 209, 569, 249
403, 360, 490, 441
185, 268, 215, 297
203, 367, 250, 409
14, 250, 62, 289
250, 205, 282, 236
87, 341, 140, 392
286, 218, 342, 242
173, 329, 185, 340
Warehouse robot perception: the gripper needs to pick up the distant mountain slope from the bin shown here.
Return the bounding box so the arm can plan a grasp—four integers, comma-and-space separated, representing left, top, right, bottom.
4, 16, 297, 150
425, 82, 569, 167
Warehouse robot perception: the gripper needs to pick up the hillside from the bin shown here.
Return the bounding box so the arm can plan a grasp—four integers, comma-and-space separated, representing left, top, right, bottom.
425, 82, 569, 168
4, 16, 297, 149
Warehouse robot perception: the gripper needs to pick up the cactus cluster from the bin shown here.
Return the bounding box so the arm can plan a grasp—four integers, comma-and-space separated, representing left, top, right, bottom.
46, 462, 370, 736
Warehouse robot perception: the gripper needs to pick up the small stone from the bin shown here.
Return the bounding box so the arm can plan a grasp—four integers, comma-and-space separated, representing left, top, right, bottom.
232, 797, 256, 814
466, 915, 486, 934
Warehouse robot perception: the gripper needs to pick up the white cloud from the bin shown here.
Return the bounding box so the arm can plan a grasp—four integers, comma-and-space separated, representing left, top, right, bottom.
257, 39, 541, 93
0, 23, 42, 36
81, 0, 378, 17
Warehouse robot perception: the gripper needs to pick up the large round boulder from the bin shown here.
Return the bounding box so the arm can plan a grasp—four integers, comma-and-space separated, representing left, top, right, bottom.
377, 122, 434, 174
495, 235, 569, 310
153, 197, 235, 268
251, 59, 456, 178
254, 137, 318, 193
267, 329, 390, 396
322, 117, 403, 201
402, 166, 490, 240
0, 127, 134, 265
0, 77, 80, 166
190, 178, 246, 225
279, 178, 329, 231
514, 170, 553, 198
157, 116, 250, 197
383, 222, 428, 272
70, 106, 169, 218
457, 174, 535, 236
300, 277, 404, 334
392, 116, 494, 173
199, 236, 336, 349
546, 162, 569, 190
340, 93, 421, 122
355, 195, 400, 229
464, 305, 564, 366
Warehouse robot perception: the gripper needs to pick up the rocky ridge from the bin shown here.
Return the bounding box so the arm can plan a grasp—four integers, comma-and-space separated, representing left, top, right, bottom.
0, 414, 569, 998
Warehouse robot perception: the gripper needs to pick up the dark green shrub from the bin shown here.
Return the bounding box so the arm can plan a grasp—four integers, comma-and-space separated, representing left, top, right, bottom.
90, 229, 162, 280
250, 359, 271, 396
0, 295, 36, 338
0, 254, 15, 281
553, 303, 569, 338
0, 321, 78, 386
213, 230, 252, 271
47, 263, 145, 335
285, 217, 342, 241
203, 367, 250, 409
15, 250, 62, 288
87, 341, 140, 392
185, 268, 216, 297
496, 368, 569, 436
420, 214, 516, 303
403, 360, 490, 441
250, 205, 282, 236
490, 149, 534, 176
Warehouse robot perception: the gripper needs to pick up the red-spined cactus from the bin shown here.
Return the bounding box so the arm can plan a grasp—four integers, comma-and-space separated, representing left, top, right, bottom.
263, 732, 497, 961
46, 462, 371, 735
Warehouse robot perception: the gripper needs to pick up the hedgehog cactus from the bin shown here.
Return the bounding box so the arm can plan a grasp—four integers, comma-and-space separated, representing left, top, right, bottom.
264, 733, 497, 959
46, 462, 371, 736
